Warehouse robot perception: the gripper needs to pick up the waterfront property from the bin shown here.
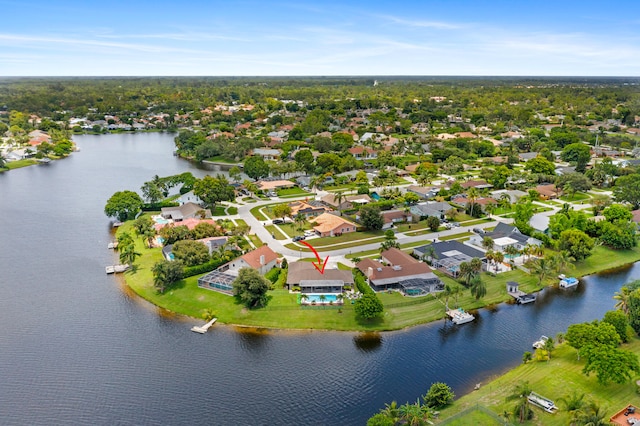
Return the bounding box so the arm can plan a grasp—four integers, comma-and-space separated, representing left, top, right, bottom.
161, 202, 212, 221
286, 261, 353, 293
162, 236, 228, 261
468, 222, 541, 252
356, 248, 444, 296
413, 241, 486, 278
198, 245, 279, 294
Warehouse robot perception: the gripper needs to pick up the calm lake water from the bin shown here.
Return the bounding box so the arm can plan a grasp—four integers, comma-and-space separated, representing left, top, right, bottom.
0, 132, 636, 425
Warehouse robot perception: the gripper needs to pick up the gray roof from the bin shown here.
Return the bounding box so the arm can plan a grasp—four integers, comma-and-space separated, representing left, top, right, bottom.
484, 222, 530, 245
414, 240, 485, 260
287, 262, 354, 285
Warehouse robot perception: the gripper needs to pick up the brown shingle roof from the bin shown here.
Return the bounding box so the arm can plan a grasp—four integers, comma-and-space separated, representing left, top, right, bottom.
240, 246, 278, 269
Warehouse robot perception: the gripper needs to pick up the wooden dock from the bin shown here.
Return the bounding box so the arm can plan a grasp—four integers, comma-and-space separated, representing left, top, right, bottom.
105, 264, 129, 274
191, 318, 217, 334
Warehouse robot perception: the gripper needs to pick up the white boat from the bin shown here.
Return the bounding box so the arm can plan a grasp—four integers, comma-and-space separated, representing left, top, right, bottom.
107, 241, 118, 249
105, 266, 115, 274
533, 335, 549, 349
517, 293, 536, 304
527, 391, 558, 413
447, 308, 475, 325
559, 276, 578, 288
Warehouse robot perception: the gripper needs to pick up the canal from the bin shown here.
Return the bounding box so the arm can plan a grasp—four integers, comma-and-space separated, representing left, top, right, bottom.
0, 132, 634, 425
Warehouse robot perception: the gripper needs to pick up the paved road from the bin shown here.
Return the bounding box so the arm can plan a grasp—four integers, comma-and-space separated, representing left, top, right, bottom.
224, 193, 508, 267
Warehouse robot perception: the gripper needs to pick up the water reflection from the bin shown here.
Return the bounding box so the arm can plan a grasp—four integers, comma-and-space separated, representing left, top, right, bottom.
235, 327, 272, 352
353, 333, 383, 352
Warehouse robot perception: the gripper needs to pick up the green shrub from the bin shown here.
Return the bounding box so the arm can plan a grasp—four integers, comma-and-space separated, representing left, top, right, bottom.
142, 200, 179, 211
182, 258, 226, 278
353, 269, 374, 295
265, 267, 281, 284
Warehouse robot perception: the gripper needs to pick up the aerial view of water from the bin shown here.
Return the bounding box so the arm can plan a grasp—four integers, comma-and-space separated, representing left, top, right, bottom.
0, 132, 634, 425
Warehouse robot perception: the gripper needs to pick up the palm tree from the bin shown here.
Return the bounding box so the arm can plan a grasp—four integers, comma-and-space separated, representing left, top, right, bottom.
575, 401, 607, 426
202, 308, 216, 321
543, 337, 555, 361
493, 251, 504, 272
550, 250, 575, 275
485, 202, 496, 218
381, 401, 400, 424
614, 286, 632, 315
466, 186, 479, 216
506, 381, 533, 424
334, 190, 346, 216
470, 275, 486, 300
319, 294, 327, 305
294, 212, 306, 231
558, 391, 586, 426
482, 236, 494, 251
485, 250, 495, 270
499, 193, 512, 211
300, 293, 309, 304
531, 257, 553, 286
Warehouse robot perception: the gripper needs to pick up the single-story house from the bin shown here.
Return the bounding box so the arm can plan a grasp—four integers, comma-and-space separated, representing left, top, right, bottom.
381, 210, 412, 229
321, 193, 371, 211
286, 261, 354, 293
356, 248, 444, 296
413, 241, 486, 278
311, 213, 357, 237
289, 200, 329, 219
252, 148, 281, 161
529, 214, 550, 234
296, 175, 312, 187
518, 152, 539, 162
197, 245, 279, 294
176, 190, 204, 206
409, 201, 453, 221
161, 202, 212, 221
406, 185, 439, 200
490, 189, 526, 204
162, 236, 229, 260
461, 180, 493, 190
348, 146, 378, 160
469, 222, 541, 252
257, 180, 296, 191
535, 184, 561, 200
453, 196, 497, 212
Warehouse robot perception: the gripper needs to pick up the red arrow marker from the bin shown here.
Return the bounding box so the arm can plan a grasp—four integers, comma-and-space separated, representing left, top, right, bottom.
299, 241, 329, 274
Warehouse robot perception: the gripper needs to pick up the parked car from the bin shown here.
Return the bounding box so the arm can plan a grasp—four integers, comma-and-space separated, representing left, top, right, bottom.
267, 191, 277, 197
304, 230, 316, 237
272, 219, 284, 225
451, 222, 460, 227
283, 217, 294, 224
292, 235, 306, 242
473, 227, 484, 234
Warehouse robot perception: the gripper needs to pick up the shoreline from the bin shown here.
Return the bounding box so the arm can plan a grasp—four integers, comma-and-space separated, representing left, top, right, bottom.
119, 245, 640, 333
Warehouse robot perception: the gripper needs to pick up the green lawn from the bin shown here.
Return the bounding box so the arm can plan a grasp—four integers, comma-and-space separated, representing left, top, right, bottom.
559, 192, 591, 202
116, 220, 640, 332
5, 159, 37, 169
264, 225, 287, 240
573, 245, 640, 277
277, 187, 311, 197
203, 155, 240, 164
436, 339, 640, 426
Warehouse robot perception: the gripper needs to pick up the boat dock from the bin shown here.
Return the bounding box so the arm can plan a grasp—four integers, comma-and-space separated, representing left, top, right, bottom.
446, 308, 474, 325
191, 317, 217, 334
105, 264, 129, 274
506, 281, 536, 304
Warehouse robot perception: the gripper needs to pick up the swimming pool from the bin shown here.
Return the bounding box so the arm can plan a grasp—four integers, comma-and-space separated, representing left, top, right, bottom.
301, 294, 340, 304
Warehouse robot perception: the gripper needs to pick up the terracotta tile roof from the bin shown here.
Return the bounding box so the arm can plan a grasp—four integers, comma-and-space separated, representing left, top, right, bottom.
240, 245, 278, 269
311, 213, 356, 233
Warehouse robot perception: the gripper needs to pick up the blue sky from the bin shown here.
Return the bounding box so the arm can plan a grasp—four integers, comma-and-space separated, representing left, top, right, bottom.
2, 0, 640, 76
